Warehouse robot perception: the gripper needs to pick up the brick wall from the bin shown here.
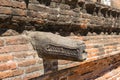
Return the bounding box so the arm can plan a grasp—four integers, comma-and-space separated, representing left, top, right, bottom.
111, 0, 120, 9
0, 34, 120, 80
0, 0, 120, 80
0, 0, 120, 36
0, 35, 44, 80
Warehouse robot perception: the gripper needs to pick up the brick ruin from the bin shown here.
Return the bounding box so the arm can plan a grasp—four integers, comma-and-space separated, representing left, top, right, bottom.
0, 0, 120, 80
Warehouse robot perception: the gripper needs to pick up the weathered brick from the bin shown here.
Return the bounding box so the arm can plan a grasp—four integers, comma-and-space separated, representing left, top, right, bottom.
111, 0, 120, 9
12, 69, 24, 76
0, 44, 30, 53
48, 15, 58, 21
85, 48, 99, 54
0, 0, 12, 6
0, 54, 13, 62
27, 11, 48, 19
18, 59, 36, 67
12, 1, 26, 9
110, 73, 120, 80
87, 53, 97, 58
12, 51, 34, 58
59, 4, 70, 10
0, 7, 12, 14
49, 9, 59, 15
26, 65, 43, 73
0, 61, 17, 71
23, 71, 42, 80
96, 66, 120, 80
58, 60, 71, 65
58, 15, 71, 22
0, 39, 4, 47
104, 46, 115, 49
0, 70, 12, 79
3, 76, 23, 80
29, 4, 49, 12
12, 8, 27, 16
0, 69, 23, 79
5, 36, 28, 45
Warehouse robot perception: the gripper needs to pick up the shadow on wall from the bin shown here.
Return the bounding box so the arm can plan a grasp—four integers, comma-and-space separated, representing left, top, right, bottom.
43, 58, 58, 74
24, 0, 51, 8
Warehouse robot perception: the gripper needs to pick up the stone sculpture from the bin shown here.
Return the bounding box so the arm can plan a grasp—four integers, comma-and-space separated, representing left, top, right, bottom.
25, 31, 87, 61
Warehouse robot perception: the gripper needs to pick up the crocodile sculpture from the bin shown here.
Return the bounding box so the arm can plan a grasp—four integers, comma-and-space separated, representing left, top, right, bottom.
25, 31, 87, 61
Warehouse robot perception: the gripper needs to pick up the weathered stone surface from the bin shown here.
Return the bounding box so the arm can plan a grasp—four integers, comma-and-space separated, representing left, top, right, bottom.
25, 31, 87, 61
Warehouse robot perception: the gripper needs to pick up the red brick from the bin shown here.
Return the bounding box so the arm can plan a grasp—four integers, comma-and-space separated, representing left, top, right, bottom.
8, 77, 23, 80
96, 67, 120, 80
0, 70, 12, 79
58, 60, 71, 65
12, 9, 27, 16
111, 0, 120, 9
0, 0, 12, 6
26, 65, 43, 73
86, 45, 94, 49
0, 54, 13, 62
12, 69, 24, 76
95, 77, 105, 80
12, 51, 34, 58
0, 61, 17, 71
23, 71, 41, 80
111, 74, 120, 80
104, 46, 115, 49
0, 39, 4, 47
5, 36, 28, 45
0, 7, 12, 14
66, 62, 81, 68
13, 77, 23, 80
85, 48, 99, 54
102, 72, 113, 79
0, 44, 30, 53
18, 59, 36, 67
0, 69, 23, 79
12, 1, 26, 9
87, 53, 97, 58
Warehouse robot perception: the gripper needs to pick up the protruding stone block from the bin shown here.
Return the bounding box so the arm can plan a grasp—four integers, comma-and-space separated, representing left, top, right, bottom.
25, 31, 87, 61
